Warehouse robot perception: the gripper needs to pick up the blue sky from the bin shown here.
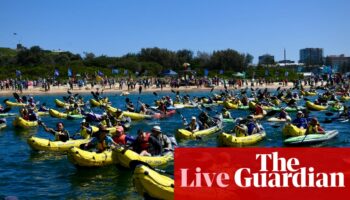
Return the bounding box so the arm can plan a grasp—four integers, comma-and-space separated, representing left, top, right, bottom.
1, 0, 349, 63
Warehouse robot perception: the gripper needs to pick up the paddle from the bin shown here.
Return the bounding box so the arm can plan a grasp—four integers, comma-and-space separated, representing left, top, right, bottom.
22, 96, 27, 102
91, 91, 99, 100
0, 107, 11, 113
2, 99, 9, 104
171, 89, 176, 94
153, 92, 158, 97
13, 93, 20, 102
271, 124, 281, 128
67, 90, 72, 95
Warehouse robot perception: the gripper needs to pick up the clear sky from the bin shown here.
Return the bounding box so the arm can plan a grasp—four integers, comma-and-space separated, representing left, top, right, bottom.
1, 0, 349, 63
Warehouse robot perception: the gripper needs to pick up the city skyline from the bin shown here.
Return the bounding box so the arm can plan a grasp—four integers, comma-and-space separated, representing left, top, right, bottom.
1, 0, 349, 63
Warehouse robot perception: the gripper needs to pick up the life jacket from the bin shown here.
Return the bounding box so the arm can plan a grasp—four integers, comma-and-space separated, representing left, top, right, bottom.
113, 134, 126, 145
234, 126, 246, 137
140, 132, 151, 151
223, 111, 230, 118
97, 139, 107, 152
307, 125, 323, 134
255, 106, 263, 115
55, 130, 69, 142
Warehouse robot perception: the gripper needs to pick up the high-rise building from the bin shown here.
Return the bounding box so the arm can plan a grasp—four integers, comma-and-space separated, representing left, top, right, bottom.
299, 48, 323, 66
258, 54, 275, 65
325, 54, 350, 67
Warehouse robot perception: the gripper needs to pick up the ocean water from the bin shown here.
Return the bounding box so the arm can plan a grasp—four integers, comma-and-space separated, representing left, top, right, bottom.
0, 90, 349, 199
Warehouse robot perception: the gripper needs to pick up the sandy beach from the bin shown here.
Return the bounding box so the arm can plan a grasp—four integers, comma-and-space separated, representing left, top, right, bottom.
0, 82, 303, 97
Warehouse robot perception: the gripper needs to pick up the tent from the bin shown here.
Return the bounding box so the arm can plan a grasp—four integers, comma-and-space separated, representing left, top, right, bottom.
160, 69, 178, 76
233, 72, 245, 77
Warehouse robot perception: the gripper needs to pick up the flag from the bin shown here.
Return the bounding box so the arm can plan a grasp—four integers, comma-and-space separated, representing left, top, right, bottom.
124, 70, 128, 75
13, 33, 17, 35
285, 71, 289, 77
68, 68, 72, 77
98, 70, 104, 76
16, 70, 21, 77
204, 69, 209, 76
265, 69, 269, 76
54, 69, 59, 77
219, 69, 224, 75
112, 69, 119, 74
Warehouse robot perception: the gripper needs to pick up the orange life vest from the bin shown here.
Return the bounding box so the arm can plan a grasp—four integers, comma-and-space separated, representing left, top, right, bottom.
113, 134, 126, 145
140, 133, 151, 151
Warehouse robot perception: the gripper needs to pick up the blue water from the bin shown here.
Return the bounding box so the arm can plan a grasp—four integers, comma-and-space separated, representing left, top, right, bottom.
0, 90, 350, 199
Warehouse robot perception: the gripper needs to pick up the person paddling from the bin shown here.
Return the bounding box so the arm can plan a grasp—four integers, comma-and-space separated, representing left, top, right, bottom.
305, 118, 325, 135
39, 121, 70, 142
84, 125, 117, 153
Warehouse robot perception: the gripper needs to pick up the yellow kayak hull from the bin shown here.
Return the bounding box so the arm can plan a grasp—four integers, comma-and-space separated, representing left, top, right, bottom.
5, 100, 26, 107
13, 116, 38, 128
177, 124, 222, 139
49, 109, 67, 118
305, 101, 327, 111
90, 98, 109, 107
27, 136, 89, 152
115, 147, 173, 169
106, 105, 151, 120
282, 124, 306, 137
223, 101, 239, 109
67, 147, 117, 167
133, 165, 174, 200
55, 99, 84, 108
218, 131, 266, 146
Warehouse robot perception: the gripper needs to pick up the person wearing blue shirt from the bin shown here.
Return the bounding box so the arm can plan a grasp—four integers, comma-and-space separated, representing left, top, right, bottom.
292, 111, 308, 129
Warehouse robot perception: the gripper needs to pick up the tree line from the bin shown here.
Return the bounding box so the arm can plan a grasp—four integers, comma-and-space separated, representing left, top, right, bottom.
0, 44, 254, 79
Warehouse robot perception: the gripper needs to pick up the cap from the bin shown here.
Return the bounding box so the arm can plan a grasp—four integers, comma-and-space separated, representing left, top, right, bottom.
297, 111, 303, 114
152, 125, 161, 133
116, 126, 124, 133
102, 112, 107, 116
191, 116, 196, 120
81, 119, 86, 123
247, 115, 254, 119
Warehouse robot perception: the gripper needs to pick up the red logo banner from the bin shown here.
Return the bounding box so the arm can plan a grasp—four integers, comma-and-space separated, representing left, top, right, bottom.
175, 148, 350, 200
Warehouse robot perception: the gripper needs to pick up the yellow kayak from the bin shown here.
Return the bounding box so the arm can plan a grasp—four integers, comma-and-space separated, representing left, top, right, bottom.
106, 106, 152, 120
27, 136, 89, 152
133, 165, 174, 200
300, 91, 317, 96
49, 109, 68, 118
90, 98, 109, 107
0, 123, 6, 130
305, 101, 327, 111
272, 99, 281, 106
67, 147, 117, 167
341, 96, 350, 101
115, 147, 173, 169
49, 109, 84, 119
176, 116, 222, 139
5, 100, 26, 107
282, 123, 306, 137
223, 101, 239, 109
249, 101, 273, 110
13, 116, 38, 128
55, 99, 84, 108
218, 131, 266, 146
37, 111, 49, 116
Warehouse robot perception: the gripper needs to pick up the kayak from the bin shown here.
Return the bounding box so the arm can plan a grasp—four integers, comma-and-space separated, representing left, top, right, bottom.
90, 98, 109, 107
0, 113, 16, 117
284, 130, 338, 145
5, 100, 26, 107
223, 118, 235, 123
305, 101, 327, 111
282, 124, 306, 137
106, 106, 153, 120
115, 147, 173, 169
55, 99, 84, 108
67, 147, 117, 167
223, 101, 239, 109
272, 99, 281, 106
176, 115, 223, 139
238, 105, 249, 110
300, 91, 317, 96
173, 103, 197, 108
133, 165, 174, 200
218, 131, 266, 146
13, 116, 38, 128
0, 123, 6, 130
329, 106, 344, 112
340, 96, 350, 101
49, 109, 84, 119
152, 109, 176, 119
27, 136, 89, 152
37, 111, 49, 116
249, 101, 273, 110
267, 116, 291, 122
